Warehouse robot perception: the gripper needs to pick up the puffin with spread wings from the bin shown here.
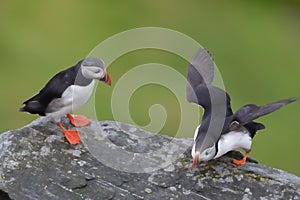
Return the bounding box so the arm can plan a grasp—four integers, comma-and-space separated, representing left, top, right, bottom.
186, 48, 296, 169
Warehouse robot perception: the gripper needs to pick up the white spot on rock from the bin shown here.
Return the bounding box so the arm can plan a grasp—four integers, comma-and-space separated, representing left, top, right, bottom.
145, 188, 152, 193
129, 127, 137, 132
45, 135, 61, 143
244, 187, 252, 195
197, 179, 204, 189
21, 150, 30, 156
40, 146, 50, 156
25, 163, 32, 168
224, 176, 233, 183
66, 149, 81, 157
77, 160, 87, 166
164, 164, 175, 172
182, 188, 191, 195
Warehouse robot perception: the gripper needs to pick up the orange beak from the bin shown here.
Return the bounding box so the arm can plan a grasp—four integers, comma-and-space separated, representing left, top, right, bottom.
191, 151, 200, 170
105, 71, 112, 86
100, 71, 111, 86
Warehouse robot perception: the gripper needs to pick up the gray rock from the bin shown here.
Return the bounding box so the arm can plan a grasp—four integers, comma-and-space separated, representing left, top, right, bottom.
0, 117, 299, 200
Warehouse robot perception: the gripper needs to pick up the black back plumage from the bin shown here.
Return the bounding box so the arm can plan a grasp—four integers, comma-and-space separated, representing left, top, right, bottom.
20, 62, 82, 116
187, 48, 297, 153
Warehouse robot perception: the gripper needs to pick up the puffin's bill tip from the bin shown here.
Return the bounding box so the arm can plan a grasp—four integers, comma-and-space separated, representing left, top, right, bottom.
191, 151, 200, 170
100, 71, 112, 85
106, 71, 112, 86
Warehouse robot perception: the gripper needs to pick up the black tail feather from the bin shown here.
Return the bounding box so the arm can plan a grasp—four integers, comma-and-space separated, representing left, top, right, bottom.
19, 101, 46, 116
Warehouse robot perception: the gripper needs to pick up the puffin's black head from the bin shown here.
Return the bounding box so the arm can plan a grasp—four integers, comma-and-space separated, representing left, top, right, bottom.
81, 57, 111, 85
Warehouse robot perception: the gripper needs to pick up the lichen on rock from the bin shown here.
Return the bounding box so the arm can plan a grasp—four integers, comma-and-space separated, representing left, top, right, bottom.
0, 117, 299, 200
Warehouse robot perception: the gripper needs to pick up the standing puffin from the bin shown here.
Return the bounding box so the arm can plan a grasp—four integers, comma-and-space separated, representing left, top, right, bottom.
186, 48, 296, 169
20, 57, 111, 145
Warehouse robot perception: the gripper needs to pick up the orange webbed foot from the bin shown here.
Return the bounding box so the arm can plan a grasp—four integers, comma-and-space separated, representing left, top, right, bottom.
63, 129, 81, 145
232, 151, 250, 166
57, 122, 81, 145
232, 159, 246, 166
67, 113, 90, 127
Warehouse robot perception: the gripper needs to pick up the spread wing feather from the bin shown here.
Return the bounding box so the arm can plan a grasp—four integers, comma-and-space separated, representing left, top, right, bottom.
234, 98, 297, 125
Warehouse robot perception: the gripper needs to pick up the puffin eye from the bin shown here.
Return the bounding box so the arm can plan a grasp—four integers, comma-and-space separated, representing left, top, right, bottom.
94, 68, 101, 73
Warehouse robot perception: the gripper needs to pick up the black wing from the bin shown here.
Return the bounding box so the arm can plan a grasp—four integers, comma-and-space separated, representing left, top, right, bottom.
234, 98, 297, 125
187, 48, 234, 153
186, 48, 233, 115
20, 65, 79, 115
186, 48, 214, 105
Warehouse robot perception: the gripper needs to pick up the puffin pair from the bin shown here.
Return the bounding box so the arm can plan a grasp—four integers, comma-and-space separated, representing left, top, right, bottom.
187, 48, 296, 169
20, 57, 111, 145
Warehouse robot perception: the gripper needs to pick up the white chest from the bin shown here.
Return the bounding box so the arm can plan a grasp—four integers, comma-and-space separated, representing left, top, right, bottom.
46, 80, 95, 120
63, 80, 95, 110
191, 125, 200, 158
214, 131, 252, 159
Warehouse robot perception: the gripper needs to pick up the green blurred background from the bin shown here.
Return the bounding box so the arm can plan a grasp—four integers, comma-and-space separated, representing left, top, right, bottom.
1, 1, 299, 175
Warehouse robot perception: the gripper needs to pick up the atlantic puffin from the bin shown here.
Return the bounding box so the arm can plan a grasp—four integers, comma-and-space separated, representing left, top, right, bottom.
186, 48, 297, 169
20, 57, 111, 145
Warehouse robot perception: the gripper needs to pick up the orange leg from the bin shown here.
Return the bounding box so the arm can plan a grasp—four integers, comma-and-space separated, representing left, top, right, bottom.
67, 113, 90, 127
232, 151, 250, 166
57, 122, 81, 145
